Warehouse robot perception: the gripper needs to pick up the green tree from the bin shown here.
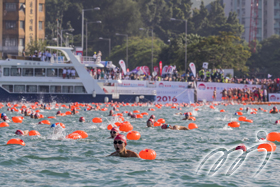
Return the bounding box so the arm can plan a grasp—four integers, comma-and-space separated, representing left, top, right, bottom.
26, 40, 47, 55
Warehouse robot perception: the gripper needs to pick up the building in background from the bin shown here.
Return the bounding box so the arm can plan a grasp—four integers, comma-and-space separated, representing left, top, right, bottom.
224, 0, 279, 42
0, 0, 45, 58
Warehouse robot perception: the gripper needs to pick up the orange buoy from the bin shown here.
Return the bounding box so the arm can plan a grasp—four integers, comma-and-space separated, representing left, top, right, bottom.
157, 118, 165, 123
189, 116, 196, 121
55, 122, 65, 128
7, 139, 25, 146
136, 114, 143, 119
228, 121, 240, 128
117, 113, 123, 117
235, 112, 243, 115
244, 119, 253, 123
119, 123, 133, 132
133, 110, 140, 113
65, 111, 72, 115
40, 120, 51, 125
12, 116, 23, 123
267, 132, 280, 142
39, 114, 44, 118
188, 123, 198, 130
114, 122, 122, 127
238, 116, 247, 121
154, 121, 162, 127
210, 105, 215, 109
258, 142, 276, 152
139, 149, 156, 160
126, 131, 141, 140
101, 108, 108, 111
36, 110, 40, 113
92, 117, 102, 123
107, 124, 113, 130
48, 116, 56, 119
72, 130, 88, 139
239, 108, 243, 110
66, 133, 82, 140
195, 108, 199, 111
29, 130, 40, 136
141, 112, 149, 116
0, 122, 9, 127
220, 109, 225, 112
149, 108, 155, 111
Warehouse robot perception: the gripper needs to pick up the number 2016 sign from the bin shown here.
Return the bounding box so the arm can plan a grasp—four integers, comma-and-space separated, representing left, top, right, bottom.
156, 89, 194, 103
157, 96, 178, 102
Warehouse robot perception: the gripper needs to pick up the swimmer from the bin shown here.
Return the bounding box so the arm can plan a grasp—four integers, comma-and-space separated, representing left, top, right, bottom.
71, 108, 77, 115
161, 124, 190, 130
109, 110, 114, 116
24, 109, 30, 116
109, 134, 139, 158
56, 111, 62, 116
128, 112, 132, 117
130, 114, 136, 119
147, 115, 155, 127
182, 112, 191, 120
271, 106, 278, 114
2, 115, 11, 122
15, 130, 29, 136
109, 127, 120, 139
34, 113, 40, 119
235, 144, 246, 152
175, 112, 183, 115
79, 117, 85, 122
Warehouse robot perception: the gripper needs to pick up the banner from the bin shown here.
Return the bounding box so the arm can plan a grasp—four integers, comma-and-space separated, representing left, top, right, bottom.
189, 62, 196, 78
269, 94, 280, 101
202, 62, 208, 69
162, 65, 169, 75
128, 68, 139, 75
119, 60, 126, 75
141, 66, 150, 75
159, 61, 162, 76
154, 66, 159, 75
197, 82, 262, 101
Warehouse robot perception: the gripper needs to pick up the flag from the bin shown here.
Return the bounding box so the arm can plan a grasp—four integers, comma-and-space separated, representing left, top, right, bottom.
159, 61, 163, 75
268, 74, 272, 78
202, 62, 208, 69
119, 60, 126, 75
189, 62, 196, 77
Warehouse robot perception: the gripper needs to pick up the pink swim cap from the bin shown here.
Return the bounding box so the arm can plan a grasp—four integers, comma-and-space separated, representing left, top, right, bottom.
15, 130, 24, 135
114, 134, 127, 146
235, 144, 246, 152
111, 127, 120, 133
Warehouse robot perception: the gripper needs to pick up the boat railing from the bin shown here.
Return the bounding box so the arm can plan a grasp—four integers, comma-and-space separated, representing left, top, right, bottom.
5, 55, 70, 64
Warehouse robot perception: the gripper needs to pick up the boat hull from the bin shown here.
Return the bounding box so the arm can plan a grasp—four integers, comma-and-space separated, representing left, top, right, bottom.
0, 87, 156, 103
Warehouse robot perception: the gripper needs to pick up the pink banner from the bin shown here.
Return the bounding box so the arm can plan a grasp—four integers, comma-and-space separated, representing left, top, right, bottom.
159, 61, 162, 76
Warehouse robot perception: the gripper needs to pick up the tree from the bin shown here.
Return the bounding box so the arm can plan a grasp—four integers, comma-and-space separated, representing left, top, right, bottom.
26, 40, 47, 55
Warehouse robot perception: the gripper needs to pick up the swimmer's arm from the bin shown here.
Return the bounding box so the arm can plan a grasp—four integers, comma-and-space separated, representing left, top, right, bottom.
107, 152, 118, 157
179, 126, 190, 130
127, 150, 140, 158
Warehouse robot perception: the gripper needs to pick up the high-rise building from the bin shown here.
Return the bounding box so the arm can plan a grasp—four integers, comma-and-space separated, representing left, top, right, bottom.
224, 0, 279, 42
0, 0, 45, 57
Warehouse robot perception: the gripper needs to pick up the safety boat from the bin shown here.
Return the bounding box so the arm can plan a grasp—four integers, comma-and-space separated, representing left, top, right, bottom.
0, 46, 156, 103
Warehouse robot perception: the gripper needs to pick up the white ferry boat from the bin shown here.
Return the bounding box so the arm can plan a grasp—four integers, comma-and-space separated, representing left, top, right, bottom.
0, 47, 156, 103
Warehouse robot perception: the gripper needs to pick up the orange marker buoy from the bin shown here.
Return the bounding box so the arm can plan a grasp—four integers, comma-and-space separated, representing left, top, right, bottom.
92, 117, 102, 123
154, 121, 162, 127
55, 122, 66, 128
107, 124, 113, 130
139, 149, 156, 160
114, 122, 122, 127
220, 109, 225, 112
29, 130, 40, 136
133, 110, 140, 113
235, 112, 243, 115
12, 116, 23, 123
119, 123, 133, 132
244, 119, 253, 123
267, 132, 280, 142
7, 139, 25, 146
228, 121, 240, 128
188, 123, 198, 130
66, 133, 82, 140
48, 116, 56, 119
126, 131, 141, 140
72, 130, 88, 139
141, 112, 149, 116
239, 108, 243, 110
149, 108, 155, 111
258, 142, 276, 152
238, 116, 246, 121
101, 108, 108, 111
136, 114, 143, 119
189, 116, 196, 121
0, 122, 9, 127
65, 111, 72, 115
40, 120, 51, 125
157, 118, 165, 123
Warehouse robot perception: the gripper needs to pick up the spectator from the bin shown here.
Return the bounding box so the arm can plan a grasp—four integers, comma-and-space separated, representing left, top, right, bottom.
67, 68, 71, 79
62, 68, 67, 79
71, 68, 76, 79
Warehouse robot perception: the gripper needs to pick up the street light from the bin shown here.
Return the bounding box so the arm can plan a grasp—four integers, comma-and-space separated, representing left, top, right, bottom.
66, 32, 74, 47
170, 18, 187, 73
139, 27, 154, 71
82, 7, 100, 51
86, 21, 102, 56
61, 28, 74, 47
115, 33, 128, 69
99, 37, 111, 57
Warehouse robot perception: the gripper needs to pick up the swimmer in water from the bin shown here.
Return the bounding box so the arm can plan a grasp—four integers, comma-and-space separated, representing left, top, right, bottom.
34, 113, 40, 119
109, 134, 139, 157
109, 127, 120, 139
128, 112, 132, 117
130, 113, 136, 119
56, 111, 62, 116
147, 115, 155, 127
109, 110, 114, 116
213, 88, 216, 101
271, 106, 279, 114
71, 108, 77, 115
161, 124, 190, 130
79, 117, 85, 122
246, 107, 250, 112
182, 112, 191, 120
175, 112, 183, 115
15, 130, 29, 136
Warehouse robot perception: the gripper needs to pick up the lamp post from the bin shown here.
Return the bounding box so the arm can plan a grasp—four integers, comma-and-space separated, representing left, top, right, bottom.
139, 28, 154, 72
61, 28, 74, 47
115, 33, 128, 69
66, 32, 74, 47
82, 7, 100, 51
170, 18, 187, 73
86, 21, 102, 56
99, 37, 111, 57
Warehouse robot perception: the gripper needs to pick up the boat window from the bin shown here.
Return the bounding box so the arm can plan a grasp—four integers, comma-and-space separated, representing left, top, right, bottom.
11, 68, 21, 76
26, 85, 37, 93
2, 85, 13, 92
38, 86, 49, 93
75, 86, 86, 93
35, 68, 45, 77
62, 86, 73, 93
3, 68, 9, 76
14, 85, 25, 93
22, 68, 34, 76
50, 86, 61, 93
47, 68, 58, 77
58, 68, 63, 77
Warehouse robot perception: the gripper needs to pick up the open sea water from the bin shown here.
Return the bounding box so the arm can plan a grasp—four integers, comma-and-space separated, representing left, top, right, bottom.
1, 103, 280, 186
